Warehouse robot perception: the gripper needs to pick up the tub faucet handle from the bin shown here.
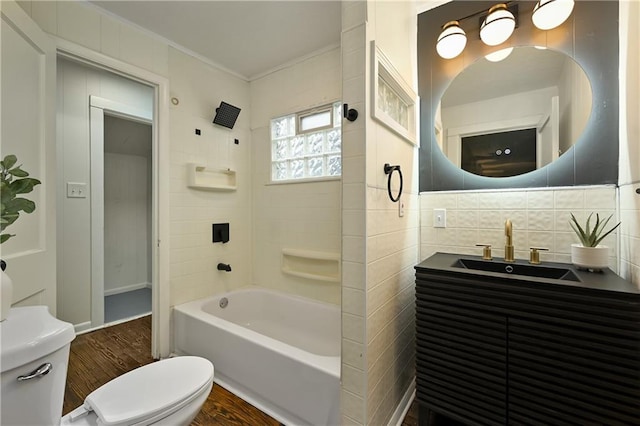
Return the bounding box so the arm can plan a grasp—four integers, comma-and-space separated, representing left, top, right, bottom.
217, 263, 232, 272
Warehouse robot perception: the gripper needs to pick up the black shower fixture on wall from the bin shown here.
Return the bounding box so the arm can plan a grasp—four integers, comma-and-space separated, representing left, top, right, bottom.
343, 103, 359, 122
213, 101, 241, 129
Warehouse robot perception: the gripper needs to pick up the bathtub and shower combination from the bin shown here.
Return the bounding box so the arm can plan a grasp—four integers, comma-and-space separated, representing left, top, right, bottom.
173, 287, 341, 425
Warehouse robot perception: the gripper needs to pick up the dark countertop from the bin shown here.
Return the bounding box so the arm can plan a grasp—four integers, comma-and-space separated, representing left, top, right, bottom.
416, 252, 640, 295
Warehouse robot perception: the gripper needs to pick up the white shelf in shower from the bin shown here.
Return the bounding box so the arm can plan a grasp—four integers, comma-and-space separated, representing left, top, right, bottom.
187, 163, 237, 191
281, 248, 341, 283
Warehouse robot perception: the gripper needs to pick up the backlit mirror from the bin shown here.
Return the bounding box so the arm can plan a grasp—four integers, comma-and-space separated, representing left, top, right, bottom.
435, 46, 592, 178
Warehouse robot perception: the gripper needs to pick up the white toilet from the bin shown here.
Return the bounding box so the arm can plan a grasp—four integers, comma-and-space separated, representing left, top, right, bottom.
1, 306, 214, 426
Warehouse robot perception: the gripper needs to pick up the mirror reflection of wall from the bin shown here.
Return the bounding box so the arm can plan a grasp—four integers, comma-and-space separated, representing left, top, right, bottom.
438, 46, 591, 178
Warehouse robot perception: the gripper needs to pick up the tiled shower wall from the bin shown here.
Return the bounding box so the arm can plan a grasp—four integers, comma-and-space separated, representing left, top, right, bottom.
341, 1, 419, 424
250, 48, 342, 305
420, 186, 619, 270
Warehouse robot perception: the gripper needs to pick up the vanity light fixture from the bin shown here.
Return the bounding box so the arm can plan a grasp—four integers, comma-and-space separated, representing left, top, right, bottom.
480, 4, 516, 46
435, 1, 574, 60
436, 21, 467, 59
532, 0, 575, 30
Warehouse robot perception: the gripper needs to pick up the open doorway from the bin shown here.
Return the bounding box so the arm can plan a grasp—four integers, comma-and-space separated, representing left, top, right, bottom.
56, 55, 165, 340
88, 94, 153, 328
103, 115, 153, 323
54, 45, 170, 358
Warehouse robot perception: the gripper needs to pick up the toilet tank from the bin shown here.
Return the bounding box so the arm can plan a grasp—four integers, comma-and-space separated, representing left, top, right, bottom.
1, 306, 76, 425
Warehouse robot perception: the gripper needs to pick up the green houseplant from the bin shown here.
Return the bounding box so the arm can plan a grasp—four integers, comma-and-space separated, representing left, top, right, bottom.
1, 154, 41, 244
0, 154, 41, 321
569, 212, 620, 271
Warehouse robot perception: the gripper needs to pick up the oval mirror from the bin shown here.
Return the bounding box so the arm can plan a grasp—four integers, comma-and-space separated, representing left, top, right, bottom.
434, 46, 592, 178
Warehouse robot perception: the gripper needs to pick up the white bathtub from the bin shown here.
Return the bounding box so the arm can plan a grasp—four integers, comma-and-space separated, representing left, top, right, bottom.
173, 287, 341, 426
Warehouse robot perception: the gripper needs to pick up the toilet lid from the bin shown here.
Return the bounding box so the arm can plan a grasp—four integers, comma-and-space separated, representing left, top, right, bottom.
83, 356, 214, 426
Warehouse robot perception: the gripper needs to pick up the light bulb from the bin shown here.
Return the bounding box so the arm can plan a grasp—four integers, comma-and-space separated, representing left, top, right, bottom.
436, 21, 467, 59
532, 0, 575, 30
480, 4, 516, 46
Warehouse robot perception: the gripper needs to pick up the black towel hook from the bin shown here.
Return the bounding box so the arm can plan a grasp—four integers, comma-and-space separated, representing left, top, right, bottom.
384, 163, 403, 202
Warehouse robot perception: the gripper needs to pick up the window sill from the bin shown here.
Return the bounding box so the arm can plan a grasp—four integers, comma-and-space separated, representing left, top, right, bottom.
266, 176, 341, 186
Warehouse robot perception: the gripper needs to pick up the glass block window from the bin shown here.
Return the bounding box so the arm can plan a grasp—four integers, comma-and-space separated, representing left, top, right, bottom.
271, 102, 342, 182
378, 76, 409, 130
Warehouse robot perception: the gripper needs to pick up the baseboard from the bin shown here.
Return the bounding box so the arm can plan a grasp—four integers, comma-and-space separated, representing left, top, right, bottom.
75, 312, 151, 335
390, 379, 416, 426
104, 282, 151, 296
74, 321, 92, 334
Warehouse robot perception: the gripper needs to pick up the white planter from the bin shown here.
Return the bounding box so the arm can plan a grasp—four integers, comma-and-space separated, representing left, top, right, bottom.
1, 268, 13, 321
571, 244, 610, 271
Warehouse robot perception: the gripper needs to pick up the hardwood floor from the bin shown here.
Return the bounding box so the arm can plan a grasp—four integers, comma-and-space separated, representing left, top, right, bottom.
64, 315, 419, 425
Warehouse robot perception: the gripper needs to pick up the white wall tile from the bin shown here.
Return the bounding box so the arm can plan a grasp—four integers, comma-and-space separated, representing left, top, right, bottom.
584, 187, 617, 209
457, 192, 478, 209
527, 210, 555, 231
341, 389, 365, 425
343, 287, 365, 316
343, 312, 365, 343
527, 190, 555, 209
342, 338, 365, 370
342, 364, 365, 397
421, 186, 618, 263
554, 189, 584, 209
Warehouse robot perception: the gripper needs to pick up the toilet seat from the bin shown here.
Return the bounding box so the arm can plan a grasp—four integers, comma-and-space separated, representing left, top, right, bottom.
63, 356, 214, 426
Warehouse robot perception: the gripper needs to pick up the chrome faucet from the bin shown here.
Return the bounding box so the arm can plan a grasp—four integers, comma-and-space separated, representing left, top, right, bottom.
504, 219, 515, 262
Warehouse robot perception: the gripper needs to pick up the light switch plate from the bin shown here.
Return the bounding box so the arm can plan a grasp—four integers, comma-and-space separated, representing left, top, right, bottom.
434, 208, 446, 228
67, 182, 87, 198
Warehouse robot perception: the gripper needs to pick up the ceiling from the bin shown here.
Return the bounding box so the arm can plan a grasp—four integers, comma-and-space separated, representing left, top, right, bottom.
90, 1, 342, 80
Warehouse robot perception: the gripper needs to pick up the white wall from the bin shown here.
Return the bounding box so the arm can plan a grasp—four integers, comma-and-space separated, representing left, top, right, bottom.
104, 152, 151, 294
56, 57, 153, 326
167, 48, 252, 306
103, 116, 153, 294
22, 1, 254, 315
341, 1, 419, 424
249, 48, 342, 305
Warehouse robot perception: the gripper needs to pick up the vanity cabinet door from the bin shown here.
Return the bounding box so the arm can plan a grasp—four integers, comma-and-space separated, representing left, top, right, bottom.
416, 275, 507, 425
508, 296, 640, 425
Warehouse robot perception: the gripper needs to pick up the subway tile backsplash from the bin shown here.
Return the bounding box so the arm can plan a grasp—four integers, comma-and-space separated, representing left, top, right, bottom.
420, 186, 619, 271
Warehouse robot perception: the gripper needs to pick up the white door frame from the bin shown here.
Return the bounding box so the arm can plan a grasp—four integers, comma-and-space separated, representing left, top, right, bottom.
56, 39, 171, 359
89, 96, 153, 328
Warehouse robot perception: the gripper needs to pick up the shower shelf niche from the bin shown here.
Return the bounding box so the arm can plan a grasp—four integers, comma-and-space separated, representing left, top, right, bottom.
187, 163, 237, 191
281, 249, 340, 282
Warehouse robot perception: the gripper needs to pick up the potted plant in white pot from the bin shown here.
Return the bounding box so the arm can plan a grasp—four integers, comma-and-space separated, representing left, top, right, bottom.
569, 212, 620, 271
0, 154, 41, 320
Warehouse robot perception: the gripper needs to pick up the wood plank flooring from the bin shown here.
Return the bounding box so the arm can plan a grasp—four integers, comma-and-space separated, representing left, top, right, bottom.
64, 315, 419, 425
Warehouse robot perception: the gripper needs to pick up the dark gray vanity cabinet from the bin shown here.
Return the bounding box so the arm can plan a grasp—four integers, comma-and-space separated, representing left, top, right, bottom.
415, 253, 640, 426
